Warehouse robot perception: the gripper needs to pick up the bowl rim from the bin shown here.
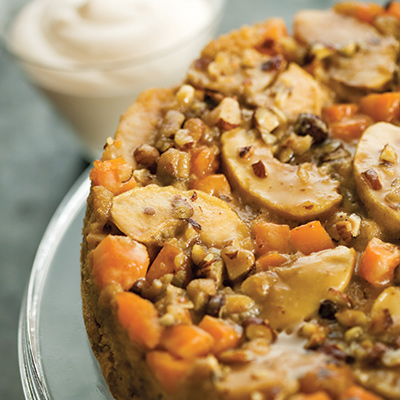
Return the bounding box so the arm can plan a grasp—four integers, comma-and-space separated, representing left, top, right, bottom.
2, 0, 226, 72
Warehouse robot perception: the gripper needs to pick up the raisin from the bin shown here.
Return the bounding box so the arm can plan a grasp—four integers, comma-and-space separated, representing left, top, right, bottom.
294, 113, 328, 144
318, 300, 338, 320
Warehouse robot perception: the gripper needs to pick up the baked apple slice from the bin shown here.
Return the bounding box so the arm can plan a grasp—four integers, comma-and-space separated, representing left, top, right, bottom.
354, 122, 400, 236
261, 246, 355, 330
221, 128, 342, 221
294, 9, 398, 95
111, 185, 250, 248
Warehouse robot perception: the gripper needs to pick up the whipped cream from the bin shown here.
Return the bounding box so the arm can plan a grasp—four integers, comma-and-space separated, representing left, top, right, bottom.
10, 0, 213, 66
8, 0, 221, 159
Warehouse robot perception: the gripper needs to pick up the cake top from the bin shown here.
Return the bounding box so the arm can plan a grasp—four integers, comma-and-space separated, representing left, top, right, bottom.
83, 2, 400, 399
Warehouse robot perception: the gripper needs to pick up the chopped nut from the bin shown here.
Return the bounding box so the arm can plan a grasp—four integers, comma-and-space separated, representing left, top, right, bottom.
335, 220, 353, 244
158, 313, 176, 327
218, 348, 255, 364
133, 144, 160, 167
252, 160, 268, 178
171, 195, 194, 219
158, 110, 185, 138
154, 136, 174, 153
157, 148, 190, 181
338, 42, 360, 57
220, 294, 257, 321
133, 168, 154, 186
174, 129, 195, 149
298, 323, 327, 349
382, 348, 400, 367
191, 244, 207, 265
277, 147, 294, 163
175, 84, 195, 110
221, 245, 255, 281
241, 48, 261, 68
244, 319, 276, 343
183, 118, 206, 142
361, 169, 383, 190
193, 253, 215, 279
336, 309, 368, 328
283, 132, 313, 156
171, 269, 189, 288
238, 146, 254, 159
253, 107, 280, 144
344, 326, 364, 342
348, 213, 361, 238
186, 279, 217, 312
86, 232, 108, 251
380, 143, 397, 165
208, 97, 242, 131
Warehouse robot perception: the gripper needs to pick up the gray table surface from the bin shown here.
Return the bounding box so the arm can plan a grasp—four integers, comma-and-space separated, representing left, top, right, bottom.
0, 0, 344, 398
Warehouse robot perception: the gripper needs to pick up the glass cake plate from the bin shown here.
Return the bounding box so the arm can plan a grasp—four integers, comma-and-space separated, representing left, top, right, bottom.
18, 169, 114, 400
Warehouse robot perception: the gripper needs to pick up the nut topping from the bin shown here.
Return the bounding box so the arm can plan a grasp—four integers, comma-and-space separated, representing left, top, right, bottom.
380, 143, 397, 165
361, 169, 383, 191
251, 160, 268, 178
238, 146, 254, 159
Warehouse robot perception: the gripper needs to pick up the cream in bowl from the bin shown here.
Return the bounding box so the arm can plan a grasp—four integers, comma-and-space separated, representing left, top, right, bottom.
6, 0, 225, 159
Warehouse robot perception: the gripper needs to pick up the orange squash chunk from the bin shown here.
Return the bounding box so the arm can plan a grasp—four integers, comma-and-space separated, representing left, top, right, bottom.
160, 324, 214, 359
146, 351, 193, 394
329, 115, 373, 141
146, 243, 186, 284
360, 92, 400, 123
296, 392, 332, 400
341, 386, 383, 400
90, 157, 136, 195
358, 237, 400, 286
191, 174, 231, 198
386, 1, 400, 21
334, 2, 384, 24
198, 315, 241, 354
322, 104, 359, 123
116, 291, 162, 349
90, 235, 149, 290
291, 221, 334, 255
254, 222, 293, 255
256, 252, 289, 271
190, 146, 219, 179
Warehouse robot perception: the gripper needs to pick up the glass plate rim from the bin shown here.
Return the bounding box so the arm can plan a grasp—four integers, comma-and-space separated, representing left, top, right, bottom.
18, 168, 91, 400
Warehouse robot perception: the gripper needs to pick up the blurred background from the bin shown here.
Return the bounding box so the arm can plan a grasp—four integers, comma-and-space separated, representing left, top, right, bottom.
0, 0, 377, 398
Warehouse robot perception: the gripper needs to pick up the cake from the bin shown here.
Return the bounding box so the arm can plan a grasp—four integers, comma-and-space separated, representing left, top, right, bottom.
81, 2, 400, 399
